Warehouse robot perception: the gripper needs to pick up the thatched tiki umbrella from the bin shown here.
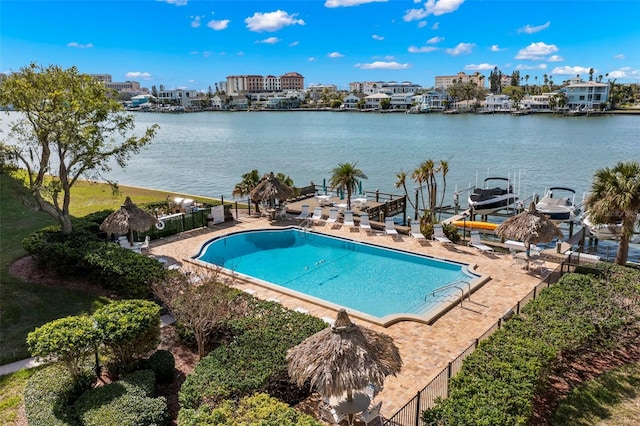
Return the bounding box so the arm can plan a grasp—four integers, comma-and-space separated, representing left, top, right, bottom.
249, 172, 294, 209
495, 202, 563, 256
100, 197, 158, 242
286, 309, 402, 420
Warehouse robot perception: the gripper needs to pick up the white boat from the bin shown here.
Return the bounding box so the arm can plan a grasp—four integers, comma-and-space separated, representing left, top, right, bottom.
582, 213, 640, 243
468, 177, 518, 215
535, 187, 581, 221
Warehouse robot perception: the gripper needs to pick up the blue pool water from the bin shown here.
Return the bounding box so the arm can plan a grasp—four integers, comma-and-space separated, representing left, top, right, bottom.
195, 228, 478, 320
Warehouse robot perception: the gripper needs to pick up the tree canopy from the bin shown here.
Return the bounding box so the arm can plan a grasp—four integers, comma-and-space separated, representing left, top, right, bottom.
329, 162, 367, 211
0, 63, 157, 234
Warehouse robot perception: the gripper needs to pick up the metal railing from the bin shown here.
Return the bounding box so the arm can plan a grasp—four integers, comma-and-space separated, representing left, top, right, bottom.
382, 264, 562, 426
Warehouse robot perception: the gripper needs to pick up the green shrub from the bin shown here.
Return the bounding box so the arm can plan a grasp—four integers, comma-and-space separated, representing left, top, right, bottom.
145, 350, 176, 384
23, 364, 93, 426
179, 301, 326, 410
75, 370, 168, 426
93, 300, 161, 373
178, 393, 321, 426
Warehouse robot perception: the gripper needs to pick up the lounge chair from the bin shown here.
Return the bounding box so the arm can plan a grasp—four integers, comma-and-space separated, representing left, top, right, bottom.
342, 210, 355, 229
359, 213, 372, 233
132, 235, 150, 254
469, 231, 494, 254
325, 207, 339, 226
432, 224, 452, 244
319, 403, 347, 425
410, 222, 426, 241
311, 206, 324, 224
296, 204, 311, 219
358, 401, 382, 426
384, 217, 398, 236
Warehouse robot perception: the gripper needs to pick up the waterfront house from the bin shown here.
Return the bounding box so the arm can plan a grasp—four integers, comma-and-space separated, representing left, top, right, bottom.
560, 80, 609, 110
483, 94, 512, 112
390, 92, 415, 109
343, 93, 365, 110
414, 91, 445, 112
364, 92, 391, 109
131, 94, 155, 107
521, 94, 552, 112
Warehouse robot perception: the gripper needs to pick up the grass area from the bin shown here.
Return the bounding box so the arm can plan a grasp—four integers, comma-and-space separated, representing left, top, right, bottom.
0, 367, 42, 425
553, 361, 640, 425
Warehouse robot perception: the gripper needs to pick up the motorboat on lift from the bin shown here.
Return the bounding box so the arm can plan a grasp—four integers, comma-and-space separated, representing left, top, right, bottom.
468, 177, 518, 215
582, 213, 640, 243
535, 187, 581, 221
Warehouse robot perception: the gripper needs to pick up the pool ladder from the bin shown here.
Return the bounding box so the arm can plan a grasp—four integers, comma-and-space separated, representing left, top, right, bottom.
426, 280, 471, 308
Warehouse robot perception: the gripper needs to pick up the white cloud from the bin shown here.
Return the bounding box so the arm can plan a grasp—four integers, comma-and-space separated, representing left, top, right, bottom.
384, 55, 395, 60
607, 67, 640, 79
403, 8, 429, 22
256, 37, 280, 44
515, 63, 547, 70
328, 52, 345, 58
515, 42, 559, 60
614, 54, 625, 60
355, 61, 411, 70
547, 55, 563, 62
445, 42, 474, 55
289, 41, 299, 47
325, 0, 387, 8
372, 34, 384, 41
464, 63, 496, 71
425, 0, 465, 16
125, 72, 153, 80
207, 19, 230, 30
491, 45, 504, 52
431, 22, 439, 29
67, 42, 93, 48
427, 36, 444, 44
551, 65, 593, 76
308, 57, 317, 62
417, 21, 428, 28
517, 21, 551, 34
245, 10, 305, 32
158, 0, 188, 6
191, 16, 201, 28
408, 45, 438, 53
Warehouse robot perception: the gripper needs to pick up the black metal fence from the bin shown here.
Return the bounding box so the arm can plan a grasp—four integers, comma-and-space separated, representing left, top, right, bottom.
382, 265, 562, 426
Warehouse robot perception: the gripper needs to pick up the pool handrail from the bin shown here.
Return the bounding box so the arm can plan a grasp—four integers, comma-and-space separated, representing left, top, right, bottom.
427, 280, 471, 308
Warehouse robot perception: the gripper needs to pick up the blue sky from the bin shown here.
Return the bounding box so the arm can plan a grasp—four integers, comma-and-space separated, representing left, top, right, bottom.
2, 0, 639, 90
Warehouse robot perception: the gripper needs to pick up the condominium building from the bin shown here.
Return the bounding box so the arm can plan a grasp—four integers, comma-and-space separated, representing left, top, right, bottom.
349, 81, 421, 95
434, 72, 485, 90
226, 72, 304, 95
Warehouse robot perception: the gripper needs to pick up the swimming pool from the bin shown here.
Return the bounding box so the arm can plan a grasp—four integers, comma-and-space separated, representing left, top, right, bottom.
194, 228, 483, 326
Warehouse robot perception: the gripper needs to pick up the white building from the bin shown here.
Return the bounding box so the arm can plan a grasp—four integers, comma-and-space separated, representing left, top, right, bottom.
435, 72, 485, 90
561, 80, 609, 110
350, 81, 421, 95
413, 91, 445, 112
342, 93, 365, 110
483, 94, 512, 111
390, 92, 415, 109
364, 92, 390, 109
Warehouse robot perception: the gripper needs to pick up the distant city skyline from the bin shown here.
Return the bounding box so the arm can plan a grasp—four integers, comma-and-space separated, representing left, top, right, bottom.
2, 0, 639, 91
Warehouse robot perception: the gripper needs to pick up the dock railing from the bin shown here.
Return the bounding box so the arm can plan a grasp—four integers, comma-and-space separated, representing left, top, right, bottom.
382, 263, 563, 426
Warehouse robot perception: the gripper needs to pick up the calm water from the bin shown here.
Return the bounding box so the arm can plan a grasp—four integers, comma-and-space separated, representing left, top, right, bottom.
196, 228, 475, 319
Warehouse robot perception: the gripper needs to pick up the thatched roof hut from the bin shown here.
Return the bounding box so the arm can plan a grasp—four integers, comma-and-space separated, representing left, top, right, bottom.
100, 197, 158, 238
495, 202, 563, 253
286, 309, 402, 399
249, 172, 294, 206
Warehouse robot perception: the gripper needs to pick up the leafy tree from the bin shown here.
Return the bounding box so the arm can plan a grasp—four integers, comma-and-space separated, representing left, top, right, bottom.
232, 169, 262, 213
329, 162, 367, 211
584, 161, 640, 265
152, 270, 245, 359
93, 299, 161, 372
489, 66, 502, 94
0, 63, 157, 234
380, 97, 391, 110
27, 315, 101, 378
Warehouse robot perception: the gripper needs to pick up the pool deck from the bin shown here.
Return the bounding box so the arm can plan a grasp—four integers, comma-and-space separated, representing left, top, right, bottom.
148, 213, 558, 419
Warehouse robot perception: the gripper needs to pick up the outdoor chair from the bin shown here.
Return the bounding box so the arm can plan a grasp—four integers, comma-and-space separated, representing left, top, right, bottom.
432, 224, 452, 244
410, 221, 427, 241
469, 231, 494, 254
342, 210, 355, 229
319, 403, 347, 425
311, 206, 324, 224
325, 207, 339, 226
358, 401, 382, 426
359, 213, 372, 233
276, 205, 288, 220
132, 235, 150, 254
384, 217, 398, 236
296, 204, 311, 220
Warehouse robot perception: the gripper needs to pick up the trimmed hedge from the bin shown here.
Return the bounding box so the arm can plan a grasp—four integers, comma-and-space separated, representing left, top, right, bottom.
22, 221, 167, 298
144, 349, 176, 384
423, 264, 640, 425
74, 370, 168, 426
178, 392, 322, 426
179, 300, 326, 410
23, 364, 93, 426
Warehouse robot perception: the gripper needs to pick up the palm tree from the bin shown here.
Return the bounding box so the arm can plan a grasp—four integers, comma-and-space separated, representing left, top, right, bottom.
395, 171, 416, 211
232, 169, 262, 213
584, 161, 640, 265
329, 162, 367, 211
438, 160, 449, 221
